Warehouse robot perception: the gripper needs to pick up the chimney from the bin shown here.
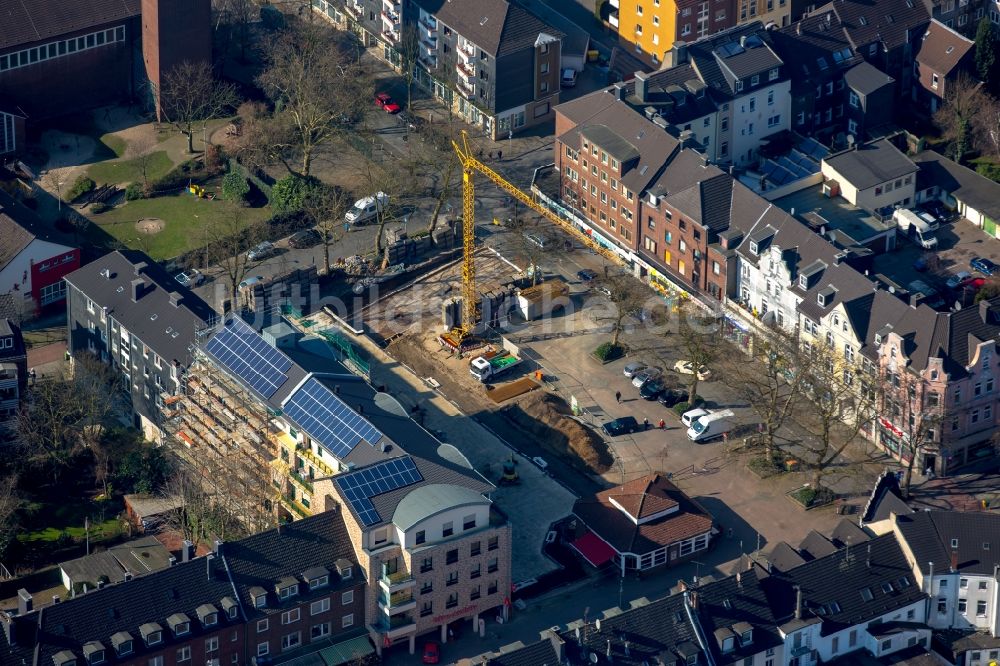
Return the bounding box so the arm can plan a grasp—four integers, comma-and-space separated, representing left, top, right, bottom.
736, 572, 743, 588
689, 589, 699, 609
169, 292, 182, 308
182, 540, 195, 562
993, 564, 998, 581
52, 596, 61, 604
545, 629, 566, 662
130, 278, 144, 303
124, 572, 133, 582
796, 22, 802, 35
635, 71, 649, 103
168, 556, 177, 567
97, 581, 105, 590
950, 548, 958, 572
980, 298, 991, 322
16, 589, 31, 615
670, 41, 688, 67
213, 539, 224, 555
928, 561, 934, 591
794, 586, 802, 619
613, 81, 627, 101
133, 261, 148, 276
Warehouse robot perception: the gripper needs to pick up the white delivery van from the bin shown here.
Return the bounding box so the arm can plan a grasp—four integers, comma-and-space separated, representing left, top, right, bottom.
894, 208, 938, 249
687, 409, 735, 443
681, 407, 710, 428
345, 192, 389, 225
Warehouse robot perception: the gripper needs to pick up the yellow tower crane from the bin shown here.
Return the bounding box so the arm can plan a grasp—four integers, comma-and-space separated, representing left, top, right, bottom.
450, 131, 620, 340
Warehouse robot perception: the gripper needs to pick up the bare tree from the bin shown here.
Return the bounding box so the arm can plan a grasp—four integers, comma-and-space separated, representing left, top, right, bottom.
592, 274, 646, 350
934, 73, 988, 162
794, 342, 878, 490
156, 60, 240, 154
397, 24, 421, 112
125, 134, 158, 193
214, 0, 258, 64
880, 369, 948, 498
721, 324, 805, 461
206, 203, 267, 307
674, 301, 720, 403
256, 22, 373, 177
301, 186, 352, 274
0, 476, 21, 559
973, 94, 1000, 159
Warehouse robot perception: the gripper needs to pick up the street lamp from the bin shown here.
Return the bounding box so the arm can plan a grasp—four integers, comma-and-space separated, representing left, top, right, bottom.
55, 179, 65, 212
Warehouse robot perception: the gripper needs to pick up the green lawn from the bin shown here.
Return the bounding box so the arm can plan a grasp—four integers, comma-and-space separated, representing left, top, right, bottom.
87, 150, 173, 186
89, 194, 271, 260
19, 499, 122, 544
99, 132, 128, 158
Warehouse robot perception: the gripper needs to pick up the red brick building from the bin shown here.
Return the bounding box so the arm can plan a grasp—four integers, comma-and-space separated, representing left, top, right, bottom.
0, 0, 211, 142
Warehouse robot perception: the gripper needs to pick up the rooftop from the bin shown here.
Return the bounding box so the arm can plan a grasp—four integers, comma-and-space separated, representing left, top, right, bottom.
412, 0, 563, 57
823, 139, 919, 191
774, 186, 894, 247
0, 0, 140, 50
64, 251, 215, 368
843, 60, 896, 96
916, 19, 974, 76
894, 510, 1000, 577
913, 150, 1000, 221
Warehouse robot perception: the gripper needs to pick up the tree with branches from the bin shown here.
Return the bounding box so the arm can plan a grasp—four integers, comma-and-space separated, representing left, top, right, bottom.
301, 185, 352, 274
879, 367, 948, 498
205, 203, 268, 307
934, 73, 988, 162
214, 0, 258, 64
156, 60, 240, 154
592, 274, 646, 350
397, 24, 421, 113
674, 301, 720, 404
256, 22, 373, 177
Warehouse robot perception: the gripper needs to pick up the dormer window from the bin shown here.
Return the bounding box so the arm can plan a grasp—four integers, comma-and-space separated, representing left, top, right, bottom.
818, 292, 827, 306
735, 80, 744, 92
145, 631, 161, 646
722, 636, 734, 653
749, 241, 759, 255
277, 576, 299, 600
204, 613, 217, 626
52, 651, 76, 666
341, 567, 352, 580
117, 641, 132, 657
303, 567, 330, 590
175, 622, 189, 636
228, 606, 238, 619
110, 633, 133, 657
139, 623, 164, 648
83, 642, 106, 666
167, 613, 191, 637
741, 629, 753, 646
255, 595, 266, 608
799, 274, 808, 289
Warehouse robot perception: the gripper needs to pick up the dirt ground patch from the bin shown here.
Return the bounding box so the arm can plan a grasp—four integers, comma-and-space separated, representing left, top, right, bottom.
487, 377, 538, 403
136, 217, 165, 234
503, 391, 614, 474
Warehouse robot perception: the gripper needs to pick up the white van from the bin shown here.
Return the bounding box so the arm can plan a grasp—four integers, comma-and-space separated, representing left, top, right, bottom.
894, 208, 938, 249
687, 409, 735, 443
345, 192, 389, 225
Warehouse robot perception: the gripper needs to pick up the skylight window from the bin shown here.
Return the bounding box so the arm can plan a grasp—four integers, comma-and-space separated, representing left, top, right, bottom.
858, 16, 868, 25
860, 587, 874, 601
881, 582, 894, 593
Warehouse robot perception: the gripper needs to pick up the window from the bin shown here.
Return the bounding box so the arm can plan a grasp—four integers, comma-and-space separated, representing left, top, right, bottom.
751, 74, 759, 86
442, 522, 453, 538
341, 590, 353, 605
206, 637, 219, 653
446, 549, 459, 564
541, 62, 549, 74
311, 622, 330, 639
279, 585, 298, 600
735, 80, 743, 92
415, 530, 425, 545
769, 68, 779, 81
281, 609, 300, 625
471, 541, 481, 556
447, 572, 459, 586
281, 632, 301, 651
488, 558, 499, 573
257, 643, 269, 657
488, 536, 499, 551
979, 600, 988, 616
980, 580, 989, 590
446, 593, 459, 609
149, 658, 163, 666
421, 601, 433, 617
471, 564, 481, 579
961, 578, 969, 589
177, 647, 191, 662
257, 619, 269, 632
938, 599, 947, 614
308, 576, 328, 590
311, 598, 330, 615
960, 598, 968, 614
712, 261, 720, 275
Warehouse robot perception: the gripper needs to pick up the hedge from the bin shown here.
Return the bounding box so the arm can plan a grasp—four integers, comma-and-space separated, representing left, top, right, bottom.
66, 176, 95, 202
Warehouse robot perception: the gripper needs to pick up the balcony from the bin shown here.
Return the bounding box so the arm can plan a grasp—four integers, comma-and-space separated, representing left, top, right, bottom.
421, 17, 437, 32
279, 495, 311, 519
379, 590, 416, 615
421, 40, 437, 57
374, 614, 417, 639
297, 445, 333, 476
609, 9, 619, 28
382, 0, 400, 12
344, 2, 363, 18
459, 41, 475, 58
289, 469, 314, 493
418, 52, 438, 69
456, 61, 475, 81
379, 570, 415, 593
380, 9, 400, 28
457, 78, 475, 99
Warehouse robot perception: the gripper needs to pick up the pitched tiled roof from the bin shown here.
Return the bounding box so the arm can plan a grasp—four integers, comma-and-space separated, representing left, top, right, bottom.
798, 531, 837, 560
694, 568, 784, 664
64, 250, 215, 369
573, 474, 714, 554
413, 0, 562, 57
916, 19, 974, 75
0, 213, 34, 272
763, 533, 924, 635
664, 172, 735, 233
913, 150, 1000, 220
0, 0, 140, 50
486, 639, 560, 666
895, 509, 1000, 576
606, 474, 679, 520
820, 0, 930, 51
844, 61, 896, 96
824, 139, 918, 191
686, 22, 785, 97
223, 511, 359, 618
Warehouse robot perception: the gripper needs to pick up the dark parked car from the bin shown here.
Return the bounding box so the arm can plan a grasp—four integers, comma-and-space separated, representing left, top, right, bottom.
289, 228, 321, 248
920, 200, 954, 223
657, 388, 686, 407
639, 379, 665, 400
577, 269, 598, 282
971, 257, 999, 276
602, 416, 640, 436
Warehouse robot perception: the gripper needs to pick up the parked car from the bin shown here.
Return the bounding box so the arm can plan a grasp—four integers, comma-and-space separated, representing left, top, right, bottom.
920, 200, 953, 223
289, 228, 321, 249
681, 407, 710, 428
597, 285, 613, 298
623, 361, 648, 378
375, 92, 401, 113
577, 269, 598, 282
345, 192, 390, 225
946, 271, 972, 289
658, 388, 687, 407
422, 642, 440, 664
560, 68, 578, 88
602, 416, 640, 436
175, 268, 204, 287
639, 379, 666, 400
238, 276, 265, 290
959, 276, 987, 292
247, 241, 276, 262
523, 232, 550, 249
971, 257, 1000, 276
632, 367, 663, 388
673, 360, 711, 381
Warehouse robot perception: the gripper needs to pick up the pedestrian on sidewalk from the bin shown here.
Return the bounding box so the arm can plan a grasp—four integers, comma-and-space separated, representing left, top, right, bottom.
497, 149, 503, 161
658, 418, 665, 429
488, 150, 494, 160
643, 417, 649, 430
615, 390, 622, 404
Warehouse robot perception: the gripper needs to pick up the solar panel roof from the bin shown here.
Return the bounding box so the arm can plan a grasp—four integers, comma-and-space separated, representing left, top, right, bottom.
204, 318, 293, 399
335, 457, 423, 526
282, 377, 384, 460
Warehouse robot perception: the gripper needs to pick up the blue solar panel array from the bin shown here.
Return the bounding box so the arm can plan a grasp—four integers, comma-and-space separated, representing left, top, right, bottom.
205, 318, 293, 399
335, 457, 423, 526
282, 378, 384, 460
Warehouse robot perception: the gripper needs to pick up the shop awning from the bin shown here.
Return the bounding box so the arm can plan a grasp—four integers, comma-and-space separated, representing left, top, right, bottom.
571, 531, 617, 567
319, 636, 376, 666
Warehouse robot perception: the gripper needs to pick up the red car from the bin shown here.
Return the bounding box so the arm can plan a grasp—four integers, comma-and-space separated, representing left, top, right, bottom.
421, 642, 440, 664
375, 92, 401, 114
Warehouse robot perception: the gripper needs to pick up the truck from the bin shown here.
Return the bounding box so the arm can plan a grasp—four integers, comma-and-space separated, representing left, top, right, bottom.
894, 209, 938, 249
470, 351, 523, 382
687, 410, 735, 442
